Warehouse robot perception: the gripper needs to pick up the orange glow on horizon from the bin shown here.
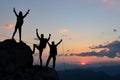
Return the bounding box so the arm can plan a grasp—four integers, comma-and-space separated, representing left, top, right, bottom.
5, 24, 14, 29
79, 59, 88, 66
81, 62, 86, 65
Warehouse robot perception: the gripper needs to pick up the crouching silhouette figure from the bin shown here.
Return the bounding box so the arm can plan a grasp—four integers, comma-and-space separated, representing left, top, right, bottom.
33, 29, 51, 67
12, 8, 30, 42
46, 39, 62, 69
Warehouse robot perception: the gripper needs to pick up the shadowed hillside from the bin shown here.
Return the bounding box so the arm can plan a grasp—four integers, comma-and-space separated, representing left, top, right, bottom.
0, 39, 59, 80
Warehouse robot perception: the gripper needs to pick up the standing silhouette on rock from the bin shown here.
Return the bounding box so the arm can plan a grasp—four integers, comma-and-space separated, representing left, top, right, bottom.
12, 8, 30, 42
46, 39, 62, 69
33, 28, 51, 67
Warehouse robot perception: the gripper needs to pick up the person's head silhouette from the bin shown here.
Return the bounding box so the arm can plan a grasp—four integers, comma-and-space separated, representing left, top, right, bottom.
19, 11, 23, 17
41, 34, 44, 38
52, 41, 55, 45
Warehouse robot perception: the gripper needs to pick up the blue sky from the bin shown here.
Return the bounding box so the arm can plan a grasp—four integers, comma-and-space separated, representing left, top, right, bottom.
1, 0, 120, 66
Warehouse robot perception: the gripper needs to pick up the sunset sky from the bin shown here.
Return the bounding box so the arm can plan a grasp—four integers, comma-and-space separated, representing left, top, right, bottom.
0, 0, 120, 67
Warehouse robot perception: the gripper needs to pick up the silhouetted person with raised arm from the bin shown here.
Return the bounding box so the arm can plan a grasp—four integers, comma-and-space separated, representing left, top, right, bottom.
12, 8, 30, 42
46, 39, 62, 69
33, 28, 51, 67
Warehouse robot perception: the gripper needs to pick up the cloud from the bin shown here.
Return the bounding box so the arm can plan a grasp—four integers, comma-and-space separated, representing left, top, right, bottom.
59, 28, 69, 33
5, 24, 14, 29
101, 0, 120, 6
85, 0, 120, 7
58, 28, 72, 40
101, 0, 112, 4
69, 40, 120, 58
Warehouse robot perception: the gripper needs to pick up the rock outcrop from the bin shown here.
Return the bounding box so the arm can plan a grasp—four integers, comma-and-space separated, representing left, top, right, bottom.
0, 39, 59, 80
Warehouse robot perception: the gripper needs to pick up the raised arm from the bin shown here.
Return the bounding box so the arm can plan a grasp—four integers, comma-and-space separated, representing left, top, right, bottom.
13, 8, 18, 17
47, 41, 51, 46
56, 39, 62, 46
36, 28, 41, 40
47, 34, 51, 41
23, 9, 30, 18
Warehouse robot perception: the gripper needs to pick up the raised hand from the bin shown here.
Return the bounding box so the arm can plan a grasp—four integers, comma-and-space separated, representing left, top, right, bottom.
13, 8, 15, 12
49, 34, 51, 36
27, 9, 30, 13
36, 28, 38, 32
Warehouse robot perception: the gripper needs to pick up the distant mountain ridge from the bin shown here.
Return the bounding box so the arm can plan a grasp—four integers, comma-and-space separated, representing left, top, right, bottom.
58, 68, 120, 80
56, 62, 120, 75
90, 65, 120, 76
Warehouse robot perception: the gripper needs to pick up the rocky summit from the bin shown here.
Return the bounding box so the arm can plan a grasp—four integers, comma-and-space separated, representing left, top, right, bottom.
0, 39, 59, 80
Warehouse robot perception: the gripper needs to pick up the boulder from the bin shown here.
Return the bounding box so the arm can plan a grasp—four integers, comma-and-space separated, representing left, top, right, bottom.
0, 39, 59, 80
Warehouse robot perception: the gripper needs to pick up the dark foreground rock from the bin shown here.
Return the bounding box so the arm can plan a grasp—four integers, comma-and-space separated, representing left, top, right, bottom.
0, 39, 59, 80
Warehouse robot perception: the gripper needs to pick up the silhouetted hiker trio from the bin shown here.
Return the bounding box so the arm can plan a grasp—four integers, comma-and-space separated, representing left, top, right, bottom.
11, 8, 62, 69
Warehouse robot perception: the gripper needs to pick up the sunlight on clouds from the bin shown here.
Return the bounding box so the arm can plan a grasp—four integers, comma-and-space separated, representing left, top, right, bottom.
59, 28, 69, 33
5, 24, 14, 29
66, 56, 120, 65
102, 0, 112, 4
79, 40, 120, 58
85, 0, 120, 7
101, 0, 120, 6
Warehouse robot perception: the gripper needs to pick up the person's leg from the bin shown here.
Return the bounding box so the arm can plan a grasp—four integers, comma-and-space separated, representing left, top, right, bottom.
53, 56, 56, 69
46, 55, 51, 67
12, 27, 17, 39
19, 27, 21, 42
33, 44, 38, 53
39, 49, 43, 66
